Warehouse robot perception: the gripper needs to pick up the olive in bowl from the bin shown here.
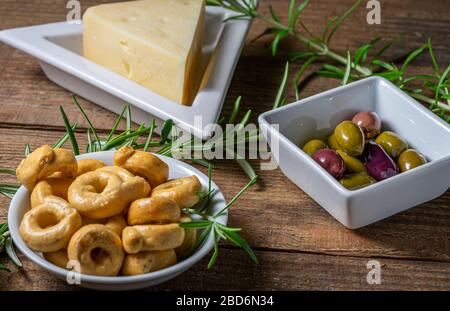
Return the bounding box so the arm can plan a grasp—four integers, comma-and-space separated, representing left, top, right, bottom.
312, 149, 345, 179
334, 121, 365, 156
397, 149, 427, 172
352, 111, 381, 139
375, 131, 408, 159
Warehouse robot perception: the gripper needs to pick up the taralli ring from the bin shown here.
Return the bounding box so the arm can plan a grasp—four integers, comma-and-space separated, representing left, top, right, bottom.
16, 145, 78, 190
30, 178, 72, 208
175, 214, 198, 259
105, 214, 127, 236
151, 176, 202, 208
19, 196, 82, 252
127, 196, 180, 225
44, 249, 69, 269
68, 167, 150, 218
122, 249, 177, 276
122, 223, 185, 254
76, 158, 105, 176
67, 224, 124, 276
114, 146, 169, 188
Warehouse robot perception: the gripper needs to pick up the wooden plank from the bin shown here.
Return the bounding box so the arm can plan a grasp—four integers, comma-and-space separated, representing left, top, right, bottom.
1, 127, 449, 263
0, 0, 449, 130
1, 248, 449, 291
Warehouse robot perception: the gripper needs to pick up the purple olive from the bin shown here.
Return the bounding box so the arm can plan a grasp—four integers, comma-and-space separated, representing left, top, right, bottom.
363, 142, 399, 181
312, 149, 346, 179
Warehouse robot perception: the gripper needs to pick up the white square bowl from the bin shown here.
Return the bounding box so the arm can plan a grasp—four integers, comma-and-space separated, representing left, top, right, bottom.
0, 6, 252, 139
259, 77, 450, 229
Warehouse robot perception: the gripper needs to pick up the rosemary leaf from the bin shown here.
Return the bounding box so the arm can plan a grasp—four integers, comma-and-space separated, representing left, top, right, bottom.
125, 105, 132, 134
235, 159, 257, 180
326, 0, 363, 44
373, 36, 401, 59
228, 96, 242, 124
53, 123, 77, 149
342, 50, 352, 85
427, 38, 440, 76
180, 221, 212, 229
191, 158, 216, 169
269, 4, 280, 23
400, 44, 427, 73
59, 106, 80, 155
435, 65, 450, 104
5, 237, 22, 268
294, 55, 318, 100
271, 30, 288, 56
0, 223, 8, 235
0, 184, 19, 199
0, 263, 10, 272
159, 119, 174, 145
143, 119, 157, 152
273, 62, 289, 110
215, 175, 258, 217
72, 95, 102, 150
220, 228, 257, 263
105, 104, 128, 144
0, 167, 15, 175
372, 59, 395, 71
207, 229, 220, 269
24, 144, 31, 156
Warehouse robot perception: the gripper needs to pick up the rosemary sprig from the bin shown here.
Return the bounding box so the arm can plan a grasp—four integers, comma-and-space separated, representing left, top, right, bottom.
209, 0, 450, 122
181, 173, 258, 268
0, 223, 22, 271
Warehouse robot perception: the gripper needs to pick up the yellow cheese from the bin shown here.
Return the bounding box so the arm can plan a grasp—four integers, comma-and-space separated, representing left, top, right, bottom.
83, 0, 205, 105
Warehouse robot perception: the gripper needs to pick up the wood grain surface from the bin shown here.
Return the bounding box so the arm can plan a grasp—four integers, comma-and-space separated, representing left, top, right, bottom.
0, 0, 449, 290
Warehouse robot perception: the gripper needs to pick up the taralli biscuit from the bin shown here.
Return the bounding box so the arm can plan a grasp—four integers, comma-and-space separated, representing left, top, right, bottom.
19, 196, 82, 252
122, 249, 177, 276
44, 249, 69, 269
76, 158, 105, 176
30, 178, 72, 208
105, 214, 127, 236
175, 214, 198, 259
81, 216, 105, 226
127, 196, 180, 225
151, 176, 202, 208
68, 167, 150, 218
122, 224, 185, 254
114, 146, 169, 188
67, 224, 124, 276
16, 145, 78, 190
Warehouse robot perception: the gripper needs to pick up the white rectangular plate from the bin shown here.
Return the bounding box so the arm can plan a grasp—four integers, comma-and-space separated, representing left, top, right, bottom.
0, 6, 252, 139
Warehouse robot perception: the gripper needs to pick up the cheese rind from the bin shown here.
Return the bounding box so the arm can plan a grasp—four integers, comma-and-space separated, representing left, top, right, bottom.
83, 0, 205, 105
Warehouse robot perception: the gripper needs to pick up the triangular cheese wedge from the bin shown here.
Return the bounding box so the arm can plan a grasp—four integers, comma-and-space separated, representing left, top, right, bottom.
83, 0, 205, 105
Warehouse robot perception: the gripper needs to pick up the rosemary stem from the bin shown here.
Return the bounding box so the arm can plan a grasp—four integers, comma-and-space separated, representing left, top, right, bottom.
407, 92, 450, 112
256, 14, 372, 76
293, 33, 372, 76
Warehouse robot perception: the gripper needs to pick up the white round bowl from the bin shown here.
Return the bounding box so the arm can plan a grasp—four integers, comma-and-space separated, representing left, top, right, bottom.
8, 151, 227, 290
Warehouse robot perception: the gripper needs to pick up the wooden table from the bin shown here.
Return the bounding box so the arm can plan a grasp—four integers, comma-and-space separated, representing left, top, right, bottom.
0, 0, 449, 291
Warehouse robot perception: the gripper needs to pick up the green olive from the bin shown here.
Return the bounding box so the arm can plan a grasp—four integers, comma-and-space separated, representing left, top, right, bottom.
327, 132, 341, 150
375, 131, 408, 159
340, 172, 376, 190
334, 121, 365, 156
397, 149, 427, 172
336, 150, 367, 174
303, 139, 328, 156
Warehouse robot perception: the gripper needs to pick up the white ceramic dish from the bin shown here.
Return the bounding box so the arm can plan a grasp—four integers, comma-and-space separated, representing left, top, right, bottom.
259, 77, 450, 229
0, 5, 252, 139
8, 151, 227, 290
